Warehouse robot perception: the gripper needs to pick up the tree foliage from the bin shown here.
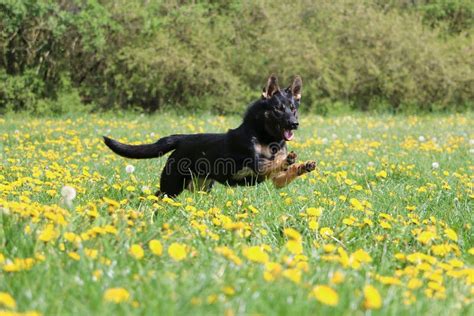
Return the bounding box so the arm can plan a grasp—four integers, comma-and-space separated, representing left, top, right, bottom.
0, 0, 472, 114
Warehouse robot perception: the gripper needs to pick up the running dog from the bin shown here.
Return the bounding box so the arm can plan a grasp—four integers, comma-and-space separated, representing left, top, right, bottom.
103, 75, 316, 197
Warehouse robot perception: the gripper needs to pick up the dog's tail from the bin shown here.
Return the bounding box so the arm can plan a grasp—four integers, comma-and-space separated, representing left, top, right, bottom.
103, 135, 184, 159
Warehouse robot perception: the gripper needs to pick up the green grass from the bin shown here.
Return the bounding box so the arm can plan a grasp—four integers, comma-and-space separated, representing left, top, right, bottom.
0, 112, 473, 315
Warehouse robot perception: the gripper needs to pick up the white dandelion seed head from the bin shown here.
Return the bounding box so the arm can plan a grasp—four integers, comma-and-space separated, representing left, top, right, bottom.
432, 162, 439, 169
418, 136, 426, 142
368, 161, 375, 167
322, 138, 328, 144
125, 164, 135, 174
150, 132, 155, 138
24, 290, 32, 300
470, 139, 474, 146
332, 133, 338, 139
356, 134, 362, 139
142, 185, 150, 193
106, 268, 115, 278
470, 148, 474, 154
74, 276, 84, 286
61, 186, 76, 201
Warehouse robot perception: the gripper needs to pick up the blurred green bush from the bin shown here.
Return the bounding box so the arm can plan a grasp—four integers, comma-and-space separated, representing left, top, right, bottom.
0, 0, 472, 114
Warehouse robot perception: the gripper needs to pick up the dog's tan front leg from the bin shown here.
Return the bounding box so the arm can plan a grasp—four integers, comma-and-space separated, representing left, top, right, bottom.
271, 161, 316, 188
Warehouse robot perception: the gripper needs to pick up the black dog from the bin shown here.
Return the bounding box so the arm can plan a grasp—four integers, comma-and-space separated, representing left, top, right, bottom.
103, 75, 316, 197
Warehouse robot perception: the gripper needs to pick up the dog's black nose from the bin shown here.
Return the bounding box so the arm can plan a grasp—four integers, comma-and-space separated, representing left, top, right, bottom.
290, 122, 299, 130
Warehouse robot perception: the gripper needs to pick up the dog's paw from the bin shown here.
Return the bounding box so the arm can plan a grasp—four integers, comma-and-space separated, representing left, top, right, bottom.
297, 161, 316, 175
286, 151, 297, 165
304, 161, 316, 172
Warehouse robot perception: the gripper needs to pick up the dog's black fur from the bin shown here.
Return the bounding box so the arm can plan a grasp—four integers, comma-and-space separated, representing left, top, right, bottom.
103, 75, 315, 197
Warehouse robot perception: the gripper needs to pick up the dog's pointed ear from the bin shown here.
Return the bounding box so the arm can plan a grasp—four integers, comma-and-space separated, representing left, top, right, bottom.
289, 75, 302, 101
261, 74, 280, 99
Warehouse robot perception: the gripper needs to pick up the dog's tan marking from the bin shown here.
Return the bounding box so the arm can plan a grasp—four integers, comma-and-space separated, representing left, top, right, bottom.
255, 143, 289, 177
270, 161, 316, 188
259, 151, 287, 176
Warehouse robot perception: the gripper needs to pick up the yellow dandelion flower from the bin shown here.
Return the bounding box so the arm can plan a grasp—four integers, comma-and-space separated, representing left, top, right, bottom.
215, 247, 242, 266
168, 243, 187, 261
286, 240, 303, 255
282, 268, 301, 284
243, 246, 269, 264
319, 227, 334, 238
394, 253, 406, 261
129, 244, 144, 260
85, 248, 98, 259
444, 228, 458, 242
63, 232, 81, 244
342, 217, 357, 226
103, 197, 120, 208
323, 244, 337, 253
0, 292, 16, 309
448, 258, 464, 268
363, 285, 382, 309
376, 275, 401, 285
104, 288, 130, 303
349, 198, 364, 211
222, 286, 235, 296
149, 240, 163, 256
93, 270, 103, 281
407, 278, 423, 289
306, 207, 323, 217
338, 247, 350, 267
417, 231, 437, 244
263, 262, 282, 282
206, 294, 218, 304
68, 252, 80, 261
284, 228, 302, 241
363, 218, 374, 226
350, 249, 372, 269
308, 220, 319, 231
376, 170, 387, 178
38, 224, 58, 242
330, 271, 345, 284
310, 285, 339, 306
351, 249, 372, 263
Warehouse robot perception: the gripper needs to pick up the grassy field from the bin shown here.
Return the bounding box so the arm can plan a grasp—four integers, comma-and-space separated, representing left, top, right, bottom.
0, 112, 473, 315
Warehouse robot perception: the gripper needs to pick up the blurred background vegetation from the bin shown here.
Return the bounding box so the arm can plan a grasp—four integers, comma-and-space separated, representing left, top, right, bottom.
0, 0, 473, 115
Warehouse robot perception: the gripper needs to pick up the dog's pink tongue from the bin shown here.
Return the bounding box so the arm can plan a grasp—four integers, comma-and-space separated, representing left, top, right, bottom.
283, 130, 294, 141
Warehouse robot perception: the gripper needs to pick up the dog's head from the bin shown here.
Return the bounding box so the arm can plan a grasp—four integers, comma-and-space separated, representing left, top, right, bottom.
260, 74, 302, 141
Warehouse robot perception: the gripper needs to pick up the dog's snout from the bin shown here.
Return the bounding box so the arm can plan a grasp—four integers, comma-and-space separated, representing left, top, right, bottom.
290, 122, 299, 130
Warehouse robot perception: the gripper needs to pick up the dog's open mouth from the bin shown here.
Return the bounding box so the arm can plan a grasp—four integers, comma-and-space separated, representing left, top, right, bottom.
283, 129, 294, 141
